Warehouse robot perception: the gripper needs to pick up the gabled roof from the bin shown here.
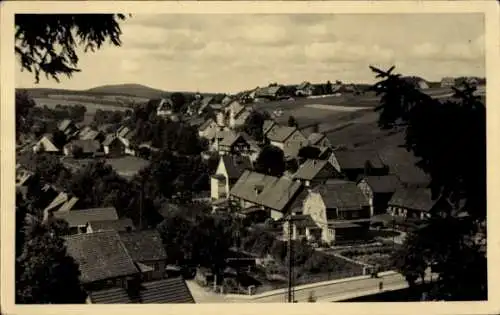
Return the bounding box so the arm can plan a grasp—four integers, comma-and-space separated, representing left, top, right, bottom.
118, 230, 167, 262
58, 119, 74, 132
263, 120, 277, 135
388, 188, 437, 212
67, 139, 101, 153
255, 85, 284, 97
358, 175, 402, 193
88, 218, 135, 233
307, 133, 327, 146
314, 180, 369, 211
57, 197, 80, 212
377, 147, 430, 187
221, 155, 253, 180
293, 159, 335, 181
219, 132, 252, 148
228, 100, 246, 117
333, 149, 386, 170
230, 170, 279, 204
296, 81, 312, 90
117, 126, 132, 139
36, 134, 59, 152
102, 134, 117, 146
44, 192, 69, 212
78, 126, 93, 138
198, 118, 216, 132
156, 98, 174, 112
81, 130, 101, 141
88, 278, 195, 304
54, 207, 119, 227
258, 176, 303, 212
267, 125, 298, 143
64, 230, 139, 284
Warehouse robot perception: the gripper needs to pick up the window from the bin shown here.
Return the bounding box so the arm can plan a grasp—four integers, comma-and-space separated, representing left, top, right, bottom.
153, 263, 160, 271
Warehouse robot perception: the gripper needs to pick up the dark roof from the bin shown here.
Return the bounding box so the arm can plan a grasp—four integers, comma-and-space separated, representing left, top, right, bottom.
377, 147, 430, 186
88, 218, 135, 233
198, 118, 215, 131
359, 175, 402, 193
64, 230, 139, 284
102, 134, 118, 146
314, 180, 369, 211
267, 125, 298, 143
222, 155, 253, 180
54, 207, 119, 227
293, 159, 335, 181
255, 85, 284, 97
263, 120, 277, 135
118, 230, 167, 262
230, 171, 303, 211
333, 149, 386, 170
219, 132, 252, 148
67, 139, 101, 153
88, 278, 195, 304
388, 188, 437, 212
307, 133, 327, 146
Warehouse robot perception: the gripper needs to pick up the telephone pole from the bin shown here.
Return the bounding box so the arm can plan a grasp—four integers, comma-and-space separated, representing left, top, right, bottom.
287, 215, 294, 303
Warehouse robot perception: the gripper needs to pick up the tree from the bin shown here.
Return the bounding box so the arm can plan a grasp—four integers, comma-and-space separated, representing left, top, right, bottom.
16, 218, 86, 304
16, 90, 36, 138
243, 110, 270, 142
287, 116, 298, 128
170, 92, 186, 113
254, 145, 286, 177
370, 65, 486, 301
15, 14, 128, 83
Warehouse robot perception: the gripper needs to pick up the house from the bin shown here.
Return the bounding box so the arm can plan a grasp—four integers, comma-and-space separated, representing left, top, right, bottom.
387, 188, 448, 221
119, 230, 168, 281
217, 132, 259, 159
156, 98, 175, 118
198, 118, 218, 141
330, 149, 388, 181
441, 77, 456, 88
63, 139, 102, 158
198, 96, 215, 114
103, 134, 128, 157
52, 207, 119, 235
43, 192, 70, 219
254, 85, 287, 100
64, 230, 141, 290
295, 81, 314, 97
79, 126, 105, 142
87, 218, 135, 233
378, 147, 430, 188
32, 133, 60, 154
357, 175, 402, 216
87, 278, 195, 304
293, 159, 341, 187
266, 126, 308, 158
402, 76, 430, 90
307, 133, 331, 147
16, 168, 34, 187
221, 95, 234, 106
57, 196, 81, 212
58, 119, 79, 138
226, 101, 253, 129
211, 155, 253, 200
295, 180, 371, 245
229, 171, 304, 220
262, 119, 277, 137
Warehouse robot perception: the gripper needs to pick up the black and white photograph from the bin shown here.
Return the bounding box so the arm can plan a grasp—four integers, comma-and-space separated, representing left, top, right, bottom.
1, 1, 498, 313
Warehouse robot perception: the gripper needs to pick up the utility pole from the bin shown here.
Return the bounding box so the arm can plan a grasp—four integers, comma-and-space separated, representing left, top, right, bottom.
287, 215, 294, 303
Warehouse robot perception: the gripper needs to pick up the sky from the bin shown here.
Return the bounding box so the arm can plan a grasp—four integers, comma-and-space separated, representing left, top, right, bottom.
15, 13, 485, 94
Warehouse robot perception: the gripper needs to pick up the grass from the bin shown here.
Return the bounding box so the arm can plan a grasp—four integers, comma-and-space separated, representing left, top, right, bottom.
105, 156, 150, 179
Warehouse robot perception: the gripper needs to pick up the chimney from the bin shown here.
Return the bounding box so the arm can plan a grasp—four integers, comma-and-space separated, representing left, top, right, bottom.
254, 184, 264, 196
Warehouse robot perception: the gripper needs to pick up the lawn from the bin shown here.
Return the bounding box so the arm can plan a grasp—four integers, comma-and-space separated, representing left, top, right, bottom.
105, 156, 150, 179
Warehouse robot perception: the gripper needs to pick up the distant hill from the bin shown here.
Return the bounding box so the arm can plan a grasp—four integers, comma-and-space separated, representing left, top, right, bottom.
85, 84, 168, 99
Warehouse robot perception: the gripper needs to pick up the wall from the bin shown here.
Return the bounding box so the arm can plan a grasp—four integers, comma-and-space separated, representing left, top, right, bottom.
303, 192, 328, 241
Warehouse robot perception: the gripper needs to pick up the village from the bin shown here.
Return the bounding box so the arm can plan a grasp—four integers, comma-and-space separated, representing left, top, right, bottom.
14, 73, 485, 304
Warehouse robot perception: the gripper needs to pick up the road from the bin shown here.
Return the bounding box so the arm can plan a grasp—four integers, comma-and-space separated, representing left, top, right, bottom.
187, 271, 435, 303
